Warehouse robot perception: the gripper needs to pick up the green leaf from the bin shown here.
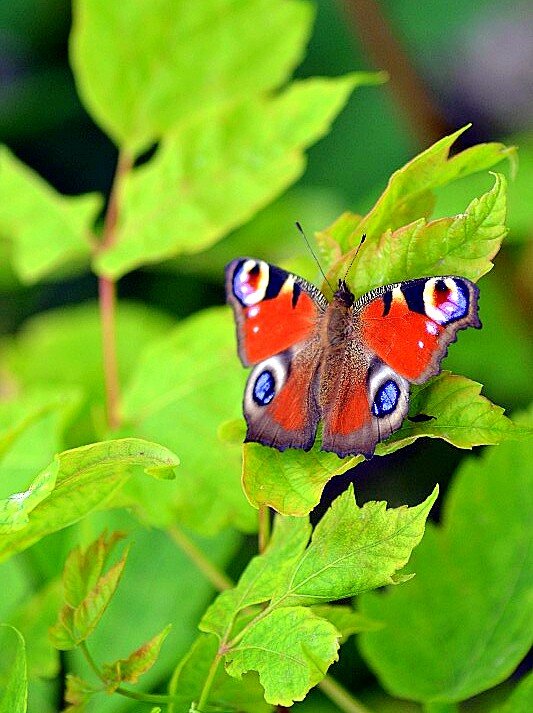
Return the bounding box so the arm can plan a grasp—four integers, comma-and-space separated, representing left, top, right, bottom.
7, 579, 63, 678
0, 146, 101, 284
242, 438, 356, 516
243, 373, 527, 517
50, 536, 129, 650
169, 634, 271, 713
345, 172, 507, 295
201, 517, 311, 639
63, 673, 97, 712
2, 301, 174, 444
383, 372, 531, 451
322, 127, 514, 281
101, 624, 171, 692
167, 185, 345, 280
359, 428, 533, 704
62, 531, 125, 609
496, 672, 533, 713
309, 605, 381, 643
274, 484, 438, 606
71, 0, 314, 153
67, 512, 241, 713
0, 438, 179, 562
121, 307, 255, 535
94, 74, 377, 279
0, 624, 27, 713
224, 606, 339, 706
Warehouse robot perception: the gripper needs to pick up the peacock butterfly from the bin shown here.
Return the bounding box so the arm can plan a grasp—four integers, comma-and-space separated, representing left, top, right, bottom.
225, 257, 480, 458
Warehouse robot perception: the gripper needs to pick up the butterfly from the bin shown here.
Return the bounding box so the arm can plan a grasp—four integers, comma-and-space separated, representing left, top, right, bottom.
225, 258, 480, 459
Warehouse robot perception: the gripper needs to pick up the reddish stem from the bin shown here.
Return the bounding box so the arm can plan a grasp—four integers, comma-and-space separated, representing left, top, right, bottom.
98, 151, 133, 431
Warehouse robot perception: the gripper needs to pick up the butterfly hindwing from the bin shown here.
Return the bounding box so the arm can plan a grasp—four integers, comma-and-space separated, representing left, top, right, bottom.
243, 338, 322, 451
225, 258, 327, 366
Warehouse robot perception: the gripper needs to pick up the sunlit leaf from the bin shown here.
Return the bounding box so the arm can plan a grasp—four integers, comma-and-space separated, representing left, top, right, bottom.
322, 127, 514, 282
71, 0, 314, 153
169, 634, 271, 713
0, 625, 27, 713
201, 517, 310, 639
274, 485, 438, 606
359, 424, 533, 704
201, 485, 435, 704
0, 146, 100, 284
94, 75, 376, 278
344, 172, 507, 295
0, 438, 179, 561
63, 673, 97, 712
225, 606, 340, 706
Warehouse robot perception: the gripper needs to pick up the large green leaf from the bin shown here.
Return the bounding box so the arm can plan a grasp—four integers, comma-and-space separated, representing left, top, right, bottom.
274, 484, 438, 606
242, 372, 526, 516
121, 307, 256, 535
201, 487, 435, 660
0, 146, 101, 284
0, 625, 27, 713
94, 75, 377, 279
359, 429, 533, 704
71, 0, 314, 153
169, 634, 271, 713
0, 438, 179, 562
2, 302, 174, 444
224, 606, 340, 706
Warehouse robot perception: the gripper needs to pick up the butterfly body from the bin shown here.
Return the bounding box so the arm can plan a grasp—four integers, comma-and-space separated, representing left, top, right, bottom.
226, 258, 480, 458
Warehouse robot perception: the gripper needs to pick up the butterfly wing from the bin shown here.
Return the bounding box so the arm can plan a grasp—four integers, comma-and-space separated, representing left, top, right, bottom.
225, 258, 327, 366
357, 276, 481, 383
226, 258, 327, 451
321, 276, 480, 458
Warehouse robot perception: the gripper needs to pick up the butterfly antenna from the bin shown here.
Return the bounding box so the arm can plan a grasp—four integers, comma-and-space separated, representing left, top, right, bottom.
343, 234, 366, 283
295, 221, 334, 293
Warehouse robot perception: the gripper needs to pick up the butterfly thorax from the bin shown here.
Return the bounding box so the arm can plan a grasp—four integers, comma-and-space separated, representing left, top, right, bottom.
323, 280, 358, 347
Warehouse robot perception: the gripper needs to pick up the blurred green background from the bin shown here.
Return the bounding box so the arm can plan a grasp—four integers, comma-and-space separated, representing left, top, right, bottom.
0, 1, 531, 711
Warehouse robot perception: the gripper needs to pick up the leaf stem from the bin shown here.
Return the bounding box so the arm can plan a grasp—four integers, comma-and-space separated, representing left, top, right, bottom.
318, 675, 373, 713
196, 651, 222, 711
168, 525, 233, 591
258, 504, 271, 553
98, 150, 133, 431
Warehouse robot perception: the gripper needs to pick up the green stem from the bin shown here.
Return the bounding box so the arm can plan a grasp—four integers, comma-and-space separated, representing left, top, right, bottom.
98, 150, 133, 431
80, 641, 177, 705
318, 676, 373, 713
258, 504, 271, 553
196, 652, 222, 711
169, 525, 233, 591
